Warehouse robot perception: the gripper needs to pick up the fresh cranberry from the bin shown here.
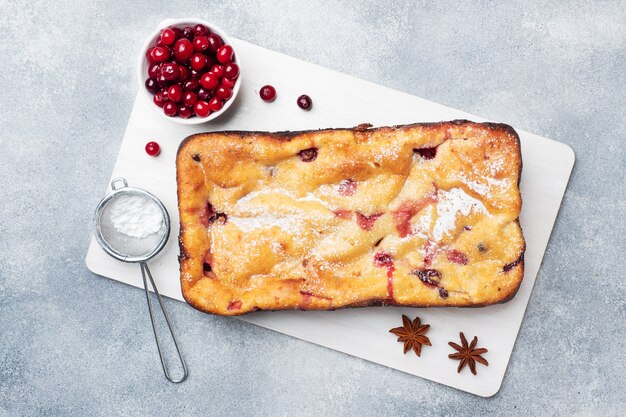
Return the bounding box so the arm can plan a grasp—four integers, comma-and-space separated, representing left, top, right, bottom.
221, 77, 236, 89
297, 94, 313, 110
208, 97, 223, 112
153, 92, 166, 107
178, 105, 193, 119
193, 24, 208, 36
194, 100, 211, 117
193, 36, 209, 52
338, 179, 356, 196
215, 86, 232, 100
163, 102, 177, 117
168, 84, 183, 102
447, 250, 468, 265
183, 79, 200, 91
160, 28, 177, 45
414, 147, 438, 159
156, 38, 164, 47
150, 46, 170, 62
190, 53, 207, 71
260, 85, 276, 102
182, 26, 194, 40
210, 64, 225, 77
197, 88, 211, 101
207, 34, 223, 52
216, 45, 234, 64
145, 141, 160, 156
190, 69, 202, 79
174, 38, 194, 63
144, 78, 159, 94
159, 88, 169, 100
200, 72, 219, 90
178, 65, 189, 81
156, 74, 171, 88
146, 47, 157, 63
183, 91, 198, 106
224, 63, 239, 79
160, 63, 180, 81
148, 63, 161, 78
171, 27, 183, 39
297, 147, 318, 162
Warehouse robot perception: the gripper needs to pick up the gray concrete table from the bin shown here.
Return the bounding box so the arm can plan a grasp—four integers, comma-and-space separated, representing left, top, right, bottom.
1, 1, 624, 416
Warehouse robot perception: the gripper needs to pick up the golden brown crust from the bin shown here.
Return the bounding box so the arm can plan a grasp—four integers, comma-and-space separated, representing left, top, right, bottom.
177, 120, 525, 315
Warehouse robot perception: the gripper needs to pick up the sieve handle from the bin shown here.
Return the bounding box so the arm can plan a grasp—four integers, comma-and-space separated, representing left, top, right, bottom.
140, 262, 188, 383
110, 178, 128, 191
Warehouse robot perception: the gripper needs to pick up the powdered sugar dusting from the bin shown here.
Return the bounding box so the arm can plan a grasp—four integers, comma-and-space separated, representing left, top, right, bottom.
433, 188, 487, 241
229, 215, 303, 234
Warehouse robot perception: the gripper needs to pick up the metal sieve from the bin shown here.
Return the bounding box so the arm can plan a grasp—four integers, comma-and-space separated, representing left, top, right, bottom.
93, 177, 188, 383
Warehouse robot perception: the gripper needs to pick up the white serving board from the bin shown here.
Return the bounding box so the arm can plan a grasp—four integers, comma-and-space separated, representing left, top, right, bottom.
86, 38, 575, 397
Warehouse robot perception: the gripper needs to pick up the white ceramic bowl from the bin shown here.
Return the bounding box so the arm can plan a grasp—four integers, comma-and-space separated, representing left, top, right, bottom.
137, 18, 241, 124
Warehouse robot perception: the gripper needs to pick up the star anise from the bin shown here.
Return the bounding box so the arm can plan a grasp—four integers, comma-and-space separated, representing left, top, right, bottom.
448, 332, 489, 375
389, 315, 431, 356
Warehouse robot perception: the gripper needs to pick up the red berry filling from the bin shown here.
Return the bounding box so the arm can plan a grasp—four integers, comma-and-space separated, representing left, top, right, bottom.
503, 254, 523, 272
374, 252, 395, 300
447, 249, 468, 265
144, 24, 238, 119
227, 300, 242, 311
297, 147, 318, 162
413, 146, 438, 159
356, 212, 382, 231
338, 179, 357, 196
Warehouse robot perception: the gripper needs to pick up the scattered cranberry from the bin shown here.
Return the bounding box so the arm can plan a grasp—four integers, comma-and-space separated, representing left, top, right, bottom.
208, 97, 224, 112
200, 72, 219, 90
168, 84, 183, 102
190, 53, 207, 71
150, 46, 170, 62
153, 92, 166, 107
145, 78, 159, 94
148, 63, 161, 78
178, 105, 193, 119
193, 24, 208, 36
194, 100, 211, 117
297, 94, 313, 110
160, 28, 177, 45
216, 45, 234, 64
183, 91, 198, 106
163, 102, 178, 117
224, 63, 239, 79
259, 85, 276, 102
174, 38, 194, 63
210, 64, 225, 77
145, 141, 160, 156
216, 86, 232, 100
207, 34, 223, 52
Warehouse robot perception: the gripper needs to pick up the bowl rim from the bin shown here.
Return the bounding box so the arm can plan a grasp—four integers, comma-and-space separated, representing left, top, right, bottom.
137, 17, 241, 125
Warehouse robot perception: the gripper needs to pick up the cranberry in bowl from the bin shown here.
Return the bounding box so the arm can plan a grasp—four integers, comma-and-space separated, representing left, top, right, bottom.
138, 18, 241, 124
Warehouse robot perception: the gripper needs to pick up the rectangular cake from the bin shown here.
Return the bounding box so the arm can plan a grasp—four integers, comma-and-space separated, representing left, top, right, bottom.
176, 120, 525, 315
